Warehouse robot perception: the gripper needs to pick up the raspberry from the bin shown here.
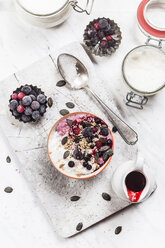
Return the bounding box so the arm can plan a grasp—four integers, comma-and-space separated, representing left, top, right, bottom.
73, 127, 80, 135
95, 141, 102, 148
92, 127, 98, 133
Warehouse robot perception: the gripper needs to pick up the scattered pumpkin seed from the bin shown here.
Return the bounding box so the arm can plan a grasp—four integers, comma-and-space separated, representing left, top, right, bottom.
48, 97, 53, 107
4, 187, 13, 193
76, 222, 83, 231
66, 102, 75, 109
66, 119, 73, 127
94, 152, 99, 161
63, 151, 70, 159
112, 126, 118, 133
99, 146, 110, 152
6, 156, 11, 163
70, 196, 80, 201
115, 226, 122, 235
99, 138, 107, 144
56, 80, 66, 87
59, 164, 65, 168
61, 136, 68, 145
102, 192, 111, 201
59, 109, 69, 116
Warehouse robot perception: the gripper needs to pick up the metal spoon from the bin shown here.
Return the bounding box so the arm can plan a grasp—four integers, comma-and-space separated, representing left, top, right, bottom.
57, 53, 138, 145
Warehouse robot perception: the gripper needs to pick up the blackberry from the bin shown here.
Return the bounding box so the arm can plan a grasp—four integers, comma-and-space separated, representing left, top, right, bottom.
82, 127, 93, 138
100, 127, 109, 136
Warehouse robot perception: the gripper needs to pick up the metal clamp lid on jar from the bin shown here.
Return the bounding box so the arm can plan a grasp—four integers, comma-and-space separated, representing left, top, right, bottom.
122, 0, 165, 109
15, 0, 94, 28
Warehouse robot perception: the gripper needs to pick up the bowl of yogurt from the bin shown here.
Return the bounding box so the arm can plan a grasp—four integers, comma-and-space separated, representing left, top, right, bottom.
47, 112, 114, 179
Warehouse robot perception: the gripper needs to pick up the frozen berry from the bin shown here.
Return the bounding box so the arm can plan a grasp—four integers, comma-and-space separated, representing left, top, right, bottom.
73, 149, 83, 160
86, 40, 92, 46
31, 101, 40, 110
91, 36, 99, 46
24, 107, 32, 116
21, 85, 32, 95
29, 94, 36, 101
21, 114, 31, 123
37, 94, 46, 104
92, 127, 98, 133
81, 122, 86, 128
98, 18, 109, 29
108, 38, 116, 47
10, 100, 18, 111
18, 92, 25, 100
97, 31, 104, 40
12, 93, 18, 100
17, 105, 24, 113
106, 36, 112, 40
32, 111, 41, 121
87, 28, 97, 38
12, 110, 20, 117
82, 127, 93, 138
100, 40, 108, 49
94, 22, 99, 30
22, 96, 32, 106
39, 105, 46, 114
95, 141, 102, 148
95, 117, 101, 124
68, 161, 75, 168
104, 24, 111, 32
86, 164, 92, 170
100, 127, 109, 136
30, 90, 37, 97
83, 161, 88, 167
73, 127, 80, 135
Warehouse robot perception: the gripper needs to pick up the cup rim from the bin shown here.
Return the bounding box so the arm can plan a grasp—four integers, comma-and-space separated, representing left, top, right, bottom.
47, 111, 114, 179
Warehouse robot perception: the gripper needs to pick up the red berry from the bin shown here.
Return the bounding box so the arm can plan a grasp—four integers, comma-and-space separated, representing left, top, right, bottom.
92, 127, 98, 133
73, 127, 80, 135
94, 23, 99, 30
12, 93, 18, 100
91, 149, 96, 155
95, 141, 102, 148
18, 92, 25, 100
106, 36, 112, 40
17, 105, 24, 113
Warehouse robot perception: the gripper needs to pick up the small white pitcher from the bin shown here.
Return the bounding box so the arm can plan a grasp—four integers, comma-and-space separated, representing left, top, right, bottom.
112, 154, 157, 203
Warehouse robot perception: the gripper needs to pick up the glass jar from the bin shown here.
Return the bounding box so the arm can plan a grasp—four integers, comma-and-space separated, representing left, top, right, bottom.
14, 0, 94, 28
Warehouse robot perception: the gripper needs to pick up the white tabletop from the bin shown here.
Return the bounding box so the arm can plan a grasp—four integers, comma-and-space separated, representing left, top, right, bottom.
0, 0, 165, 247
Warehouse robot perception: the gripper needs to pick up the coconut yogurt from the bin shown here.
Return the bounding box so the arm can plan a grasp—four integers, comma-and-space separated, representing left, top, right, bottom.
48, 113, 114, 178
123, 45, 165, 94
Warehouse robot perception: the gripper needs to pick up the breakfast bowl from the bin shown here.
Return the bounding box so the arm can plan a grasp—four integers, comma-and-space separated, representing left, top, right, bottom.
47, 112, 114, 179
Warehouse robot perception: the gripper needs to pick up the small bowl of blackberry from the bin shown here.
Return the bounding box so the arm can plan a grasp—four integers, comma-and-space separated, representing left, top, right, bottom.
9, 84, 47, 123
83, 17, 122, 56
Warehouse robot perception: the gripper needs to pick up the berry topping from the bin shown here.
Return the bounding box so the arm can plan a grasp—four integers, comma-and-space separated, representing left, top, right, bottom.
98, 18, 109, 29
12, 93, 18, 100
21, 85, 32, 95
100, 127, 109, 136
106, 36, 112, 40
83, 161, 88, 167
29, 94, 36, 101
17, 105, 24, 113
39, 105, 46, 114
97, 31, 104, 40
86, 164, 92, 170
73, 127, 80, 135
68, 161, 75, 168
37, 94, 46, 104
108, 38, 116, 47
107, 139, 112, 147
12, 110, 20, 117
21, 114, 31, 123
94, 22, 99, 30
31, 101, 40, 110
32, 111, 41, 121
95, 141, 102, 148
82, 127, 93, 138
18, 92, 25, 100
10, 100, 18, 110
92, 127, 98, 133
87, 28, 97, 38
24, 107, 33, 116
100, 40, 108, 49
95, 117, 101, 124
81, 122, 86, 128
22, 96, 32, 106
73, 148, 83, 160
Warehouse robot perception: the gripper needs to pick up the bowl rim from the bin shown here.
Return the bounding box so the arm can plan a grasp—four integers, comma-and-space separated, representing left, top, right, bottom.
47, 111, 114, 179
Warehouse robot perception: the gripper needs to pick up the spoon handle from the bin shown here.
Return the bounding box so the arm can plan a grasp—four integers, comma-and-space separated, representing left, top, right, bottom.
86, 87, 138, 145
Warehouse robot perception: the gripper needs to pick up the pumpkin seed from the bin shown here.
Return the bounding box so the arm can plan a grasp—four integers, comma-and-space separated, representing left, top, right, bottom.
61, 136, 68, 145
102, 192, 111, 201
59, 109, 69, 116
103, 149, 113, 162
59, 164, 65, 168
6, 156, 11, 163
4, 187, 13, 193
63, 150, 70, 159
99, 146, 110, 152
76, 222, 83, 231
70, 196, 80, 201
94, 152, 99, 161
48, 97, 53, 107
112, 126, 118, 133
66, 102, 75, 109
99, 138, 107, 144
115, 226, 122, 235
56, 80, 66, 87
66, 119, 72, 127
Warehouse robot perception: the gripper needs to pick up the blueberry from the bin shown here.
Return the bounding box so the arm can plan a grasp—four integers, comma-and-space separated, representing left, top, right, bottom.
100, 40, 108, 49
30, 90, 37, 97
24, 107, 32, 116
86, 164, 92, 170
104, 24, 111, 32
21, 85, 32, 95
86, 136, 93, 143
73, 148, 83, 160
37, 94, 46, 104
97, 31, 104, 40
112, 126, 118, 133
82, 127, 93, 138
32, 111, 41, 121
81, 122, 86, 128
10, 100, 18, 111
31, 101, 40, 110
68, 161, 75, 168
91, 37, 99, 46
39, 105, 46, 114
87, 28, 97, 38
84, 156, 90, 162
12, 110, 20, 117
86, 40, 92, 47
90, 144, 94, 149
94, 118, 101, 124
107, 139, 112, 145
108, 38, 116, 47
21, 114, 31, 123
98, 18, 109, 29
100, 127, 109, 136
74, 137, 80, 144
83, 161, 88, 167
22, 96, 32, 106
29, 94, 36, 101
